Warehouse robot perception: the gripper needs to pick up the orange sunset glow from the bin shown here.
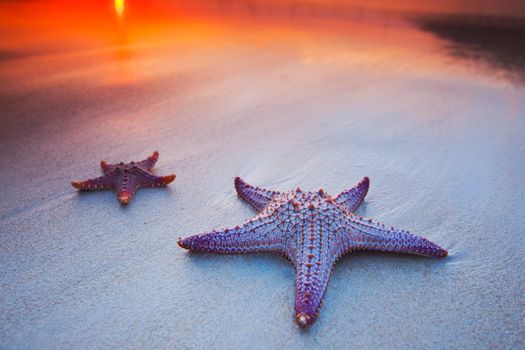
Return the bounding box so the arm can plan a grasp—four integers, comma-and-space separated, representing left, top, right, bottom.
2, 0, 524, 92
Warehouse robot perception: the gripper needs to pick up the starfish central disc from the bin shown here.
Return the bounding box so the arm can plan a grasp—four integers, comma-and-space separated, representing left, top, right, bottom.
178, 176, 447, 328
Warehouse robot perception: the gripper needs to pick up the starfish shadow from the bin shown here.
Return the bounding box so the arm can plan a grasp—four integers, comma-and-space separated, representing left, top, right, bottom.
73, 190, 115, 204
185, 250, 293, 271
342, 249, 449, 264
131, 186, 176, 203
72, 187, 175, 207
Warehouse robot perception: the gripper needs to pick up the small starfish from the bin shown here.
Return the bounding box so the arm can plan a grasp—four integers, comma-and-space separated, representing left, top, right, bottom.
178, 177, 447, 328
71, 151, 175, 205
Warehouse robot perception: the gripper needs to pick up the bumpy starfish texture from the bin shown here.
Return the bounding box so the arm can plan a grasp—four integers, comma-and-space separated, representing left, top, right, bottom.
71, 151, 175, 205
178, 177, 447, 328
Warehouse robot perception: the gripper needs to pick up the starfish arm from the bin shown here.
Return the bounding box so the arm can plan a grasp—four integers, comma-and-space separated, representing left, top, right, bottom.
178, 216, 288, 255
115, 173, 141, 205
136, 151, 159, 171
341, 215, 447, 257
71, 174, 116, 191
234, 177, 280, 211
294, 250, 336, 328
134, 167, 176, 188
334, 177, 369, 212
100, 160, 116, 175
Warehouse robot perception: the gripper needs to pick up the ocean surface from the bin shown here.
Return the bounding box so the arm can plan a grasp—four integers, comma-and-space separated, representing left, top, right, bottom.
1, 1, 524, 348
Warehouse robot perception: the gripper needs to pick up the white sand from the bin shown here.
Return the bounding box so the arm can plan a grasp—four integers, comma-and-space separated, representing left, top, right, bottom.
1, 2, 524, 349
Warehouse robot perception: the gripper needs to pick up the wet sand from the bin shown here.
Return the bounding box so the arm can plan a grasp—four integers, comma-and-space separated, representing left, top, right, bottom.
1, 1, 524, 348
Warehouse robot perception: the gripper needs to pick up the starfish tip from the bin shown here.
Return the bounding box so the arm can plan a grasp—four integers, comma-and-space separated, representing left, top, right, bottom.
177, 237, 188, 249
118, 194, 132, 205
234, 176, 241, 185
360, 176, 370, 189
296, 313, 311, 328
165, 174, 176, 184
71, 181, 82, 189
234, 176, 244, 185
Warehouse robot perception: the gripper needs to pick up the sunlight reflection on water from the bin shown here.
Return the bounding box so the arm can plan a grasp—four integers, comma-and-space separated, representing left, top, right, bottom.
114, 0, 125, 20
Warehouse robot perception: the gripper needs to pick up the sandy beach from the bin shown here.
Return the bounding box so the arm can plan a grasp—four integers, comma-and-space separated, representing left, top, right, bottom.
1, 1, 524, 348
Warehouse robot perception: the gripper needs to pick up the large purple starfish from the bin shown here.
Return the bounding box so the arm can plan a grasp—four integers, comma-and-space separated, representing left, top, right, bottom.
71, 151, 175, 205
178, 177, 447, 328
